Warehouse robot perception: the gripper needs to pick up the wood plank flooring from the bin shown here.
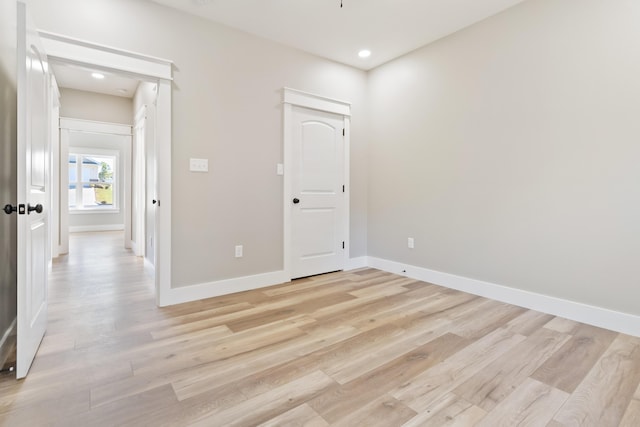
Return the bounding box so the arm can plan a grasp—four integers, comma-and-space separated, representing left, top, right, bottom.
1, 231, 639, 426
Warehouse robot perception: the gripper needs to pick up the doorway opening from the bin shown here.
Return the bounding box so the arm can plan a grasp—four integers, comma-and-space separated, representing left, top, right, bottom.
39, 30, 173, 306
58, 117, 134, 256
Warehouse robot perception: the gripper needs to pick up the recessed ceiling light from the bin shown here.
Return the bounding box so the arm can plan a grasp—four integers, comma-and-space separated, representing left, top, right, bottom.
116, 89, 128, 94
91, 72, 105, 80
358, 49, 371, 59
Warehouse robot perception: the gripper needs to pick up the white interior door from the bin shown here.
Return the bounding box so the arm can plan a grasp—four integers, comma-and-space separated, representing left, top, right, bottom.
145, 101, 156, 266
291, 106, 345, 279
133, 106, 146, 257
16, 1, 49, 379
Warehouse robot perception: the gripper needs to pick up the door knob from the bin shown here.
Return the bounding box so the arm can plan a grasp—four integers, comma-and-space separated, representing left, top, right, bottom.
3, 204, 16, 215
292, 198, 300, 204
4, 204, 26, 215
27, 204, 43, 214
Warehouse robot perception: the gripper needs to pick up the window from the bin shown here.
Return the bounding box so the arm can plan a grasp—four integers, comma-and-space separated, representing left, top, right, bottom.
68, 151, 118, 211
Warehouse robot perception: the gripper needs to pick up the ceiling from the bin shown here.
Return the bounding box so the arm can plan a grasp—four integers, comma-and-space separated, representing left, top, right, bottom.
51, 62, 139, 98
52, 0, 526, 95
150, 0, 526, 70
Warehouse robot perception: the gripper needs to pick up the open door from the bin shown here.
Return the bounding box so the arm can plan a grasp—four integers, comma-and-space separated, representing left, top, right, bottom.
133, 105, 146, 257
16, 1, 49, 379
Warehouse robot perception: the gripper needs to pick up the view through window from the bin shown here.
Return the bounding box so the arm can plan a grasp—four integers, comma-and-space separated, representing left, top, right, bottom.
69, 152, 117, 210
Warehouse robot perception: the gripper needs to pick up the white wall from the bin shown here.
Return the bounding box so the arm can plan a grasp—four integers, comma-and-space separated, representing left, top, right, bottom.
368, 0, 640, 316
60, 88, 133, 125
29, 0, 369, 288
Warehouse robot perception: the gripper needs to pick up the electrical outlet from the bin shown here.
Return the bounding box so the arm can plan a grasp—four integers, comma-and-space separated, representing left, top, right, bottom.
408, 237, 414, 249
190, 158, 209, 172
235, 245, 243, 258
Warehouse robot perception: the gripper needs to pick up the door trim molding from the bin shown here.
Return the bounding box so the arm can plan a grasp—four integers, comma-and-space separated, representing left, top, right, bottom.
283, 87, 351, 116
41, 33, 173, 307
38, 31, 173, 82
282, 88, 351, 281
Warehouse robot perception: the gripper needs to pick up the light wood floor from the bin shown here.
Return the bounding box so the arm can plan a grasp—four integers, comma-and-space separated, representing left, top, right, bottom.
1, 232, 639, 426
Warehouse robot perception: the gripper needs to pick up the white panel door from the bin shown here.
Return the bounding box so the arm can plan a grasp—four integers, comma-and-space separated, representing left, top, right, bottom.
145, 102, 157, 266
291, 107, 345, 279
133, 107, 146, 257
16, 1, 49, 379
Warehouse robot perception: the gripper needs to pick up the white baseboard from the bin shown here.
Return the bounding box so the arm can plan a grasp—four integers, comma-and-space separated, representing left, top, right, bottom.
69, 224, 124, 233
156, 254, 640, 337
368, 257, 640, 338
162, 257, 368, 307
163, 270, 290, 306
345, 256, 368, 271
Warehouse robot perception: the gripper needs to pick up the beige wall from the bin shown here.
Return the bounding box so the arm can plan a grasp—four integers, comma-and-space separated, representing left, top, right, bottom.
30, 0, 369, 287
59, 88, 133, 125
33, 0, 640, 319
368, 0, 640, 316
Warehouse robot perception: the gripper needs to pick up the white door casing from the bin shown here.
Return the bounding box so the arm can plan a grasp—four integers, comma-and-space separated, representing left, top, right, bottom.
283, 88, 351, 280
16, 1, 49, 379
38, 31, 173, 307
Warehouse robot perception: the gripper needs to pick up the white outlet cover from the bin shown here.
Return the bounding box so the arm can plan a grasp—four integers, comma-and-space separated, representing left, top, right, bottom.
190, 158, 209, 172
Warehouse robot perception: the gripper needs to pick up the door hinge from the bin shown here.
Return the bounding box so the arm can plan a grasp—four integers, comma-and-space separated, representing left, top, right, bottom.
342, 185, 345, 193
342, 128, 345, 136
342, 241, 345, 249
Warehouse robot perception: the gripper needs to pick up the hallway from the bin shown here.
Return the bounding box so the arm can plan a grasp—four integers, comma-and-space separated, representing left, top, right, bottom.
0, 231, 158, 424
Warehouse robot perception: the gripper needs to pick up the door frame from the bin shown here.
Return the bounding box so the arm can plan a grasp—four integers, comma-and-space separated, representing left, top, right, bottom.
282, 87, 351, 280
38, 31, 173, 307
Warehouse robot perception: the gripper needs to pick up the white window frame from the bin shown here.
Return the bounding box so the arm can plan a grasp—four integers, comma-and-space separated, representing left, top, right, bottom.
68, 147, 120, 214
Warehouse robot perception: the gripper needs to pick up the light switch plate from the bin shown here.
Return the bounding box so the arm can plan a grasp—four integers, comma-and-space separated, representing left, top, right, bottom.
190, 158, 208, 172
276, 163, 284, 175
